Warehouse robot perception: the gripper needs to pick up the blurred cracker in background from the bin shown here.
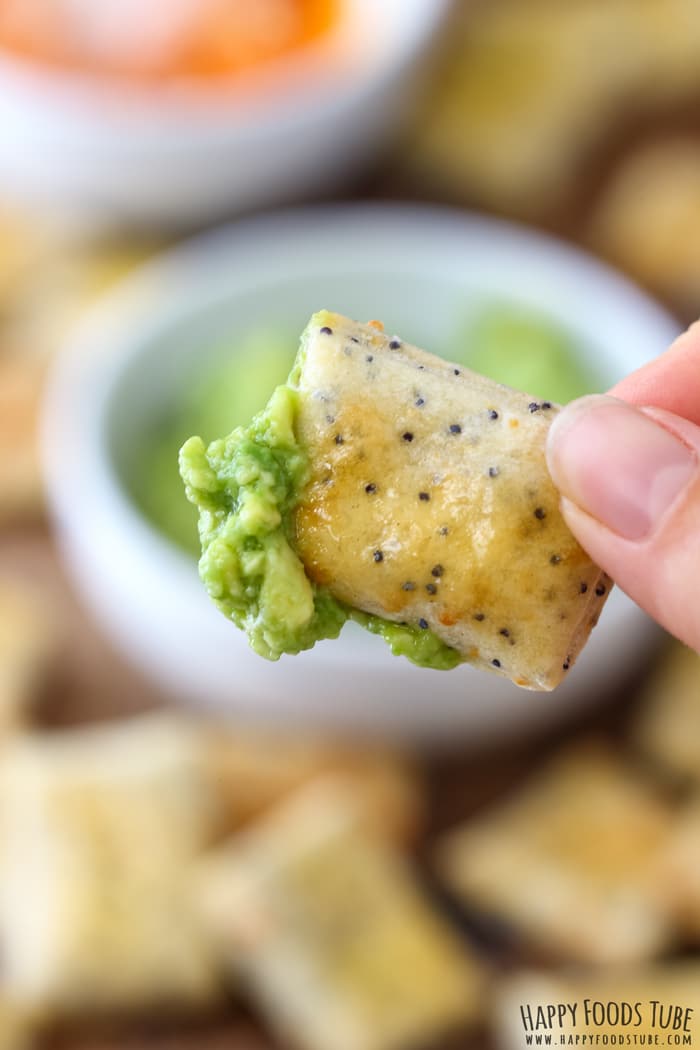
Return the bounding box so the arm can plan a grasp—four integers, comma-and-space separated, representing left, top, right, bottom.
589, 139, 700, 320
403, 0, 635, 220
194, 777, 485, 1050
494, 961, 700, 1048
0, 351, 46, 523
659, 798, 700, 941
0, 580, 56, 739
0, 203, 156, 526
632, 641, 700, 786
200, 725, 424, 846
0, 715, 225, 1022
402, 0, 700, 287
0, 999, 32, 1050
435, 741, 677, 965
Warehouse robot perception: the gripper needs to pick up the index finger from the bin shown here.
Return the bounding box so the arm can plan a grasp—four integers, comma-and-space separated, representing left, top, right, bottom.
610, 322, 700, 426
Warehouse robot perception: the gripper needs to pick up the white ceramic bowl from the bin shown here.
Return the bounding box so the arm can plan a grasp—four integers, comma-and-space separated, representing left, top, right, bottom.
0, 1, 449, 228
43, 205, 680, 745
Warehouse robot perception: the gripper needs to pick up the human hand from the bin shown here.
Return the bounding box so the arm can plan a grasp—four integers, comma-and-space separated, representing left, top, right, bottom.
546, 322, 700, 652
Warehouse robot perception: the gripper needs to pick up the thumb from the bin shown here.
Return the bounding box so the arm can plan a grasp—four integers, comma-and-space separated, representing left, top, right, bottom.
546, 395, 700, 652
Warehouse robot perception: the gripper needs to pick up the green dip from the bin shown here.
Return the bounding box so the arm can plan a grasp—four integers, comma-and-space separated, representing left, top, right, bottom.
453, 304, 601, 404
180, 378, 461, 668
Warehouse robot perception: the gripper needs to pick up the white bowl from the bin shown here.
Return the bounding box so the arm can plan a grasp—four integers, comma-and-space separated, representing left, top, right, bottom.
0, 1, 449, 228
43, 205, 680, 745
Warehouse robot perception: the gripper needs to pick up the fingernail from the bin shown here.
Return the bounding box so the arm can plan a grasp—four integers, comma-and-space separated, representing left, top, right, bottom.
546, 395, 697, 540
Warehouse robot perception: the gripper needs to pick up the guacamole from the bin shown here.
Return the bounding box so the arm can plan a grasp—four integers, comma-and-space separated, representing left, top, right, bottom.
180, 377, 461, 668
130, 330, 297, 554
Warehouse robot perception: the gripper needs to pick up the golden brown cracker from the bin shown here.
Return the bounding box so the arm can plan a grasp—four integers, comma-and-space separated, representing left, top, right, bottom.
294, 312, 610, 690
0, 715, 224, 1017
590, 139, 700, 315
195, 778, 484, 1050
199, 724, 424, 844
436, 742, 676, 964
633, 641, 700, 784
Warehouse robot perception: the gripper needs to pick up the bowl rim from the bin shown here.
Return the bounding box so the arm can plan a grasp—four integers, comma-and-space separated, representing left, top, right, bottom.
0, 0, 452, 133
42, 201, 681, 677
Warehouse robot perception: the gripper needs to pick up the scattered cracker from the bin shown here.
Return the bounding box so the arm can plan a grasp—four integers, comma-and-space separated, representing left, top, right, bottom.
435, 742, 676, 964
194, 778, 485, 1050
404, 1, 633, 216
0, 999, 32, 1050
589, 138, 700, 315
658, 797, 700, 939
199, 725, 424, 844
0, 581, 55, 737
0, 353, 46, 523
633, 641, 700, 784
0, 714, 225, 1018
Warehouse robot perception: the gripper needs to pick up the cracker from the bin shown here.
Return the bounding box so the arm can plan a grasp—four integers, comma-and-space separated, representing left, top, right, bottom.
199, 725, 424, 844
0, 1000, 32, 1050
590, 138, 700, 315
195, 778, 484, 1050
632, 641, 700, 784
658, 797, 700, 939
494, 962, 700, 1049
292, 312, 610, 690
435, 742, 676, 964
0, 353, 46, 523
404, 1, 633, 216
0, 715, 224, 1017
0, 582, 55, 737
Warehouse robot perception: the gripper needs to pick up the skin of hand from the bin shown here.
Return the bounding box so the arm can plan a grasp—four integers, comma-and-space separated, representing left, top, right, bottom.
546, 321, 700, 653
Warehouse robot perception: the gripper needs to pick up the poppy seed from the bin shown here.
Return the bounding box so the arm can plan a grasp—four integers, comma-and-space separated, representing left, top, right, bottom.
488, 466, 499, 478
402, 432, 414, 442
334, 434, 344, 445
580, 582, 588, 594
426, 583, 437, 595
418, 618, 429, 630
373, 550, 384, 563
389, 339, 401, 349
366, 354, 374, 363
402, 581, 416, 592
419, 492, 430, 501
320, 325, 333, 335
365, 483, 376, 494
449, 423, 462, 434
534, 507, 546, 520
489, 410, 499, 420
492, 658, 501, 668
596, 584, 607, 597
431, 564, 444, 578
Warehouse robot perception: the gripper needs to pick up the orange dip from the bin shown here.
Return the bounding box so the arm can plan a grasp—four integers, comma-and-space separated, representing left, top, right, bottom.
0, 0, 339, 82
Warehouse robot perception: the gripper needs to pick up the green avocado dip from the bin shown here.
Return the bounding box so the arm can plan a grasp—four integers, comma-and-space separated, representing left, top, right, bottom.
179, 379, 462, 669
